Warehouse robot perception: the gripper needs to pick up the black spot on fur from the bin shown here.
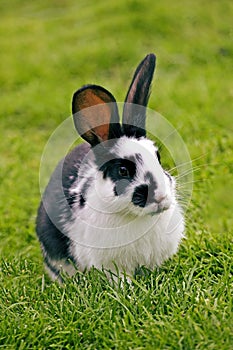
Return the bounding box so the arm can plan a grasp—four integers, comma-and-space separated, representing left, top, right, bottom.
144, 171, 158, 204
132, 172, 158, 208
132, 184, 148, 208
36, 203, 71, 260
145, 171, 157, 190
67, 182, 89, 208
79, 194, 86, 207
156, 150, 161, 164
61, 143, 91, 207
127, 153, 143, 166
66, 192, 78, 207
78, 182, 90, 208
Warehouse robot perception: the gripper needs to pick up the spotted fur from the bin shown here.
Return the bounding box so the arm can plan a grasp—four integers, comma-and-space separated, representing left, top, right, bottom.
36, 54, 185, 281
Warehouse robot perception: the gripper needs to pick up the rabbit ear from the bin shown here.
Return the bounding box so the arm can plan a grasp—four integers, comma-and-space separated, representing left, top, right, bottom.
122, 54, 156, 138
72, 85, 122, 146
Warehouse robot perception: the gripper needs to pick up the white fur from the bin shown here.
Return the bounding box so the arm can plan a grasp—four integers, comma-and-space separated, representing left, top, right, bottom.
61, 136, 185, 278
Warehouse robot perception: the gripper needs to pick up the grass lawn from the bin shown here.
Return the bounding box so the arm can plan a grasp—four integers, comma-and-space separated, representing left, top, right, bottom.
0, 0, 232, 348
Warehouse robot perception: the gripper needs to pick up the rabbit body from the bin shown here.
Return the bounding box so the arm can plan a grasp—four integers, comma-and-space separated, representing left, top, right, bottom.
36, 54, 185, 281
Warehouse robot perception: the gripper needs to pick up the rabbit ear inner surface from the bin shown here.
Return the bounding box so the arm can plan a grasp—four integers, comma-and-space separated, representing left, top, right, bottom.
122, 54, 156, 138
72, 85, 122, 146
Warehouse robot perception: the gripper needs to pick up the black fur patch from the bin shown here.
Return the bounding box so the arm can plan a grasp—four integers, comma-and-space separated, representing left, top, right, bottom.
145, 171, 157, 191
66, 182, 89, 208
145, 171, 158, 204
66, 192, 78, 207
61, 143, 91, 208
132, 184, 148, 207
156, 150, 161, 164
127, 153, 143, 166
78, 182, 90, 208
79, 194, 86, 207
36, 203, 71, 260
132, 171, 158, 208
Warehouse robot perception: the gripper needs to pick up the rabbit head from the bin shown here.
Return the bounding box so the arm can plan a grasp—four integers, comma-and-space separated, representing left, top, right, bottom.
70, 54, 176, 219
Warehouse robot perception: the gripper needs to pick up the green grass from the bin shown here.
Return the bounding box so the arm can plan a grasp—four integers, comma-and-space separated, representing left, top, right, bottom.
0, 0, 232, 348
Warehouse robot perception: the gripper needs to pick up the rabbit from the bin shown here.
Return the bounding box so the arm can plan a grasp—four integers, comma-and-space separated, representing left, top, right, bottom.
36, 53, 185, 282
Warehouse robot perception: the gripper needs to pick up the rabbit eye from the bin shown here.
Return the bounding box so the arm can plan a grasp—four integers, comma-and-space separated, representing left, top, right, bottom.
119, 166, 129, 177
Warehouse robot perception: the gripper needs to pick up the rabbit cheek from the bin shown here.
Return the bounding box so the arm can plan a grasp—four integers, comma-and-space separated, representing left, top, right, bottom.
114, 179, 131, 196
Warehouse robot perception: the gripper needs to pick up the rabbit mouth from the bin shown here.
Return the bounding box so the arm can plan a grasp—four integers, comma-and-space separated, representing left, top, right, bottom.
126, 201, 171, 219
149, 205, 170, 216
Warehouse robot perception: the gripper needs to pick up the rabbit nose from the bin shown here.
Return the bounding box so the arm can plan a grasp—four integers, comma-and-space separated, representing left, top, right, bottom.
154, 191, 167, 203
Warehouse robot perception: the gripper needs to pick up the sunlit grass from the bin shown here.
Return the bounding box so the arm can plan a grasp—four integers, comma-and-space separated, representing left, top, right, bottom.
0, 0, 232, 348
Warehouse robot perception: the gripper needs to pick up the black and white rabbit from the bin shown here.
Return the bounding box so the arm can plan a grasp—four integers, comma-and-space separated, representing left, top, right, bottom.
36, 54, 184, 281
